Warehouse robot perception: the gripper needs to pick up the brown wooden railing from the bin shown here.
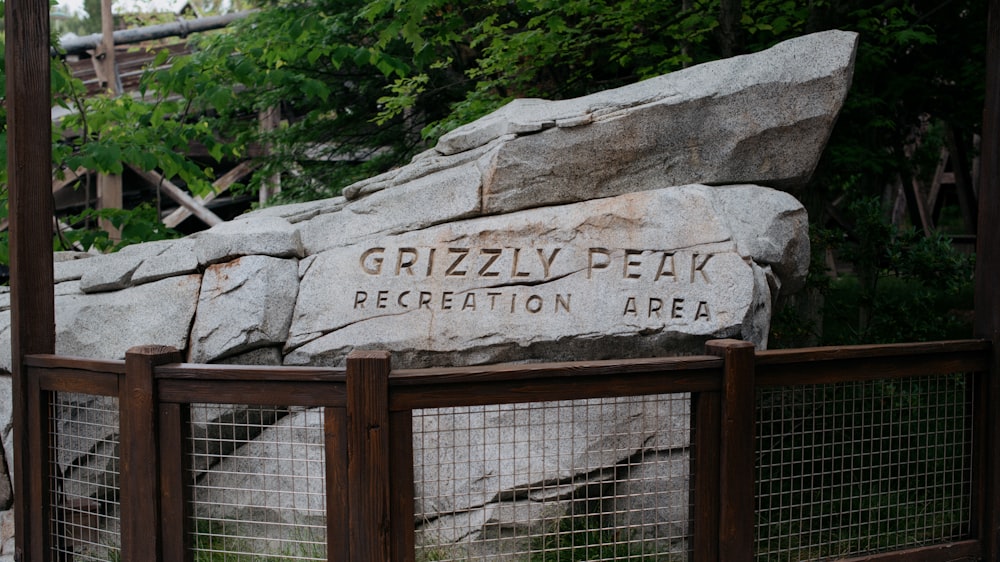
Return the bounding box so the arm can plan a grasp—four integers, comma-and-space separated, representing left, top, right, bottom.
22, 338, 993, 561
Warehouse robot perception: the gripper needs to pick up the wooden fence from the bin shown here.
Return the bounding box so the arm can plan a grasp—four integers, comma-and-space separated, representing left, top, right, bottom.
22, 337, 993, 561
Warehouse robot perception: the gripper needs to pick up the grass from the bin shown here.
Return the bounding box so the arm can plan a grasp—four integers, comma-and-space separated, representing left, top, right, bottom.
528, 515, 686, 562
186, 519, 325, 562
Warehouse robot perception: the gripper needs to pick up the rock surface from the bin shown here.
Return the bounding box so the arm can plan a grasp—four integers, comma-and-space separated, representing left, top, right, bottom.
0, 30, 859, 559
286, 184, 805, 367
188, 255, 299, 363
344, 30, 857, 211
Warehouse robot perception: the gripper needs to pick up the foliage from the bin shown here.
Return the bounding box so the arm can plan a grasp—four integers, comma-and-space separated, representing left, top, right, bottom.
529, 514, 680, 561
771, 198, 975, 347
757, 375, 972, 559
59, 204, 180, 252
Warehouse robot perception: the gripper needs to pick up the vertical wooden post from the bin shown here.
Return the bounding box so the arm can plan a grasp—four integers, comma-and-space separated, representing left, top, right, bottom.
326, 406, 350, 562
258, 106, 282, 206
96, 0, 122, 240
346, 350, 392, 562
975, 0, 1000, 556
159, 402, 193, 562
706, 339, 756, 562
26, 377, 53, 562
97, 0, 119, 95
97, 174, 123, 241
6, 0, 56, 556
389, 410, 415, 562
121, 345, 181, 562
690, 390, 721, 562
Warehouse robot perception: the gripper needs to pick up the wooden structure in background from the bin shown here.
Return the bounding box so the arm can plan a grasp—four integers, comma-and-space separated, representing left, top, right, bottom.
50, 12, 259, 241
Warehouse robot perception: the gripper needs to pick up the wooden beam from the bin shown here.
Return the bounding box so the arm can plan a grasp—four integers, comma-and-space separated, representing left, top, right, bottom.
258, 107, 281, 206
161, 161, 257, 228
128, 165, 225, 227
97, 0, 120, 94
98, 172, 123, 240
974, 0, 1000, 558
5, 1, 55, 562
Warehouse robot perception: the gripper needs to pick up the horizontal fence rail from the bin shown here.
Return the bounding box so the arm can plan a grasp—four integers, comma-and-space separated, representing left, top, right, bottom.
19, 338, 993, 561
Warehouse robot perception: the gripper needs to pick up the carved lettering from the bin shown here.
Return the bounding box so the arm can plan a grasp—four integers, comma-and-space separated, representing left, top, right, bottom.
396, 248, 418, 275
488, 292, 502, 310
695, 301, 711, 320
537, 248, 561, 279
624, 297, 637, 316
624, 249, 643, 279
588, 248, 611, 278
351, 290, 580, 315
671, 298, 685, 319
354, 291, 368, 309
360, 248, 385, 275
349, 246, 726, 323
478, 248, 503, 277
426, 248, 436, 276
691, 253, 712, 283
655, 252, 676, 281
446, 248, 469, 277
555, 294, 571, 313
511, 248, 531, 278
648, 297, 663, 317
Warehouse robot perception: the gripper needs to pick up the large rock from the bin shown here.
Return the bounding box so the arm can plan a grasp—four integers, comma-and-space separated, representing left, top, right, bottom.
341, 30, 857, 219
8, 30, 859, 560
190, 408, 326, 554
286, 184, 805, 367
188, 255, 299, 363
54, 275, 202, 361
412, 396, 691, 559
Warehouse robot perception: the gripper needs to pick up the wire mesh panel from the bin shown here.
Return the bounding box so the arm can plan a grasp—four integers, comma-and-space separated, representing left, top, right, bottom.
188, 404, 327, 561
756, 375, 974, 561
412, 394, 692, 561
49, 392, 122, 561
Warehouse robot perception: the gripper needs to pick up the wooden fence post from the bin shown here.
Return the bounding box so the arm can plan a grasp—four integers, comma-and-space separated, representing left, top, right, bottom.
121, 345, 181, 562
706, 339, 756, 562
976, 0, 1000, 557
327, 405, 350, 562
159, 401, 193, 562
25, 376, 53, 562
6, 0, 56, 556
346, 350, 392, 562
389, 409, 416, 562
690, 389, 721, 562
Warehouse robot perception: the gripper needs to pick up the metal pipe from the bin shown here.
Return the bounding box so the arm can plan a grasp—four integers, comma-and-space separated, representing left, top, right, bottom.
55, 10, 253, 56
